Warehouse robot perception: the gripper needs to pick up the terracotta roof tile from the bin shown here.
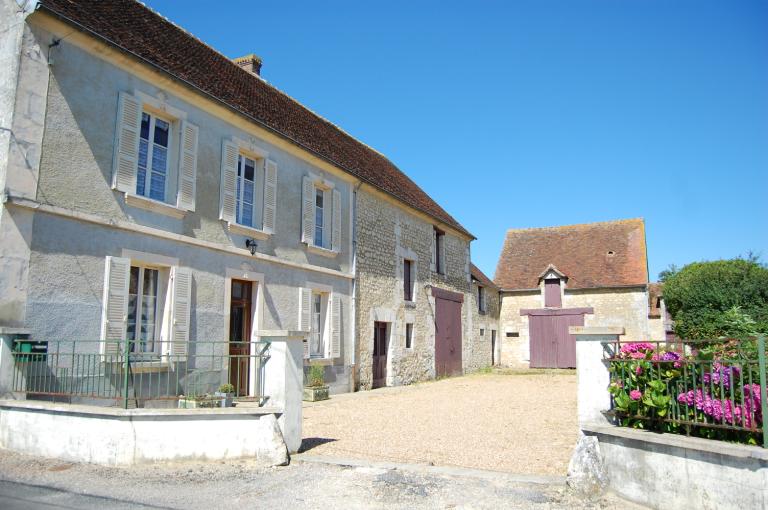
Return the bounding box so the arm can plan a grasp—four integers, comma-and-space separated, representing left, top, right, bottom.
471, 264, 497, 289
37, 0, 472, 238
494, 219, 648, 290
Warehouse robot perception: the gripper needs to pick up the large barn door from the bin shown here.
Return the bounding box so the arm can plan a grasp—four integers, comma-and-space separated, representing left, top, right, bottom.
433, 287, 464, 377
526, 308, 590, 368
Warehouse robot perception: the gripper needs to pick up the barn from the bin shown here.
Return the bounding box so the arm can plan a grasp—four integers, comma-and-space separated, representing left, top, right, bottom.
494, 219, 654, 369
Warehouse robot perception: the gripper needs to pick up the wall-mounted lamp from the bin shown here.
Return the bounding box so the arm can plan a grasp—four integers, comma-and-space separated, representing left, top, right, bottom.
245, 238, 257, 255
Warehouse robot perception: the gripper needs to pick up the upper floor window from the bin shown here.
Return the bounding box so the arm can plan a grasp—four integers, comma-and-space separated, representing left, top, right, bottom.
432, 227, 445, 274
314, 188, 325, 247
544, 278, 562, 307
235, 154, 265, 229
302, 176, 341, 253
478, 285, 486, 313
112, 92, 198, 213
404, 259, 414, 301
137, 113, 171, 201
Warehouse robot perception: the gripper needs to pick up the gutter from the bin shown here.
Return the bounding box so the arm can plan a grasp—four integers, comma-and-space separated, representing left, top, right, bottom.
35, 4, 475, 241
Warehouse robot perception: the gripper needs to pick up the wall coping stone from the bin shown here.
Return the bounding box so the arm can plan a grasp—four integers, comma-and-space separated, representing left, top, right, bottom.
0, 399, 281, 420
583, 423, 768, 462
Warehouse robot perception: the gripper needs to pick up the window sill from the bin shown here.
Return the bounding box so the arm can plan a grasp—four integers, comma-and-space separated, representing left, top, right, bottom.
306, 245, 338, 258
124, 193, 186, 219
404, 301, 417, 309
227, 222, 271, 240
307, 357, 334, 366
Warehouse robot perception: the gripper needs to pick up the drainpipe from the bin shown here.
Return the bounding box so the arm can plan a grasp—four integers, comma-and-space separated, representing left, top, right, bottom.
349, 180, 362, 392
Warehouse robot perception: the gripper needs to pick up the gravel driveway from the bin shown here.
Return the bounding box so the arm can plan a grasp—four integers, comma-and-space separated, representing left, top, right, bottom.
302, 370, 578, 476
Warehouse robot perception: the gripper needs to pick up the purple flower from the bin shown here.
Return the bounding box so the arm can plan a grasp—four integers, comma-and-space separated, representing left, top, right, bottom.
630, 390, 642, 401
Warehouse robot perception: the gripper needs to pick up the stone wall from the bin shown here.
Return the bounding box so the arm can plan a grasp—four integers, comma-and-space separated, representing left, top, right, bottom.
354, 187, 474, 390
500, 286, 650, 367
468, 281, 500, 369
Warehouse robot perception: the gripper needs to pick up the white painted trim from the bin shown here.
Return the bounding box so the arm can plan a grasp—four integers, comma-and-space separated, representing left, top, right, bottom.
6, 196, 353, 280
120, 249, 179, 267
223, 269, 265, 398
231, 136, 269, 159
124, 193, 186, 219
305, 281, 333, 294
307, 245, 338, 258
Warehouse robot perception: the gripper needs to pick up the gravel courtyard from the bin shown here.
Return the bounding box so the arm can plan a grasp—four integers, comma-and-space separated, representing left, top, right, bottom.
302, 370, 579, 476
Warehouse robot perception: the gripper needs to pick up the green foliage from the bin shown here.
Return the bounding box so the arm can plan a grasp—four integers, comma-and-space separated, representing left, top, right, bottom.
307, 364, 325, 387
218, 383, 235, 394
661, 258, 768, 339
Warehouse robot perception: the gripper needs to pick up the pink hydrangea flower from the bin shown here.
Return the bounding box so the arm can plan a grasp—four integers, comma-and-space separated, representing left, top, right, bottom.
630, 390, 642, 401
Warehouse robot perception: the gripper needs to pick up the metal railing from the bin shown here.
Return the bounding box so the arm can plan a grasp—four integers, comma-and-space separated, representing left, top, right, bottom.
10, 339, 271, 409
605, 336, 768, 447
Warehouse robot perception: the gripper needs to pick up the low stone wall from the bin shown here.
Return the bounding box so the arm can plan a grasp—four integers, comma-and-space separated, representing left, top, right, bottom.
569, 327, 768, 509
0, 400, 288, 466
583, 425, 768, 509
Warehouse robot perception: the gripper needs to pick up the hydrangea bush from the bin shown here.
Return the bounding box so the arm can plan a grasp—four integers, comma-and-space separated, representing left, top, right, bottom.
608, 339, 766, 445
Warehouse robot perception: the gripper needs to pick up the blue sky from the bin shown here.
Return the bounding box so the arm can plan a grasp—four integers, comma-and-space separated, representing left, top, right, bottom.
145, 0, 768, 280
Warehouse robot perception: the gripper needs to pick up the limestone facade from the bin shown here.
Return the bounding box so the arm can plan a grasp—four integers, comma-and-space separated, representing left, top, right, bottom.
354, 187, 478, 390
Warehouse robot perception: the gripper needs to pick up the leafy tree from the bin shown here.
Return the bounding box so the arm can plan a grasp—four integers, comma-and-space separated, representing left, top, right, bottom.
662, 258, 768, 339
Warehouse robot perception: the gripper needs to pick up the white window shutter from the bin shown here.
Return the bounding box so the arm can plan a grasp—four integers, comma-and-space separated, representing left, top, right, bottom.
330, 294, 341, 358
301, 176, 315, 245
112, 92, 141, 193
298, 287, 311, 359
177, 120, 199, 211
219, 140, 239, 223
331, 189, 341, 252
263, 159, 277, 234
170, 266, 192, 361
100, 256, 131, 356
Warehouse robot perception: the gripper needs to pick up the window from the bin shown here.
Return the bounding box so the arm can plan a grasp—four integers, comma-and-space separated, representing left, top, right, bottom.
127, 265, 161, 355
310, 292, 328, 358
314, 188, 325, 248
405, 323, 413, 349
433, 228, 445, 274
404, 259, 414, 301
235, 154, 264, 228
137, 112, 171, 201
478, 286, 486, 313
480, 328, 485, 337
544, 278, 562, 307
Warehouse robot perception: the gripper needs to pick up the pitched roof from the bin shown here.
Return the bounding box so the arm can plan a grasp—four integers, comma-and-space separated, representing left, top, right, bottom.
494, 219, 648, 290
471, 263, 497, 289
37, 0, 472, 238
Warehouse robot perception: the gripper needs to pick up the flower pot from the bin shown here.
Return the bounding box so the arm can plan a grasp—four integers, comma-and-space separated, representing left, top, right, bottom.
213, 391, 234, 407
303, 385, 329, 402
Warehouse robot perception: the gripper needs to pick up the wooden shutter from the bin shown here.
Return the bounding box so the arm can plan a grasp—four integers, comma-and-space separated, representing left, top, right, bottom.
263, 159, 277, 234
298, 287, 312, 359
330, 294, 341, 358
112, 92, 142, 193
177, 120, 199, 211
430, 229, 436, 272
438, 233, 446, 274
301, 176, 314, 245
170, 266, 192, 361
219, 140, 239, 222
331, 188, 341, 252
100, 256, 131, 356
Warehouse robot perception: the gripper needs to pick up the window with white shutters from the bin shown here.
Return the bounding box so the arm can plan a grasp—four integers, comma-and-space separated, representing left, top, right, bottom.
302, 177, 342, 253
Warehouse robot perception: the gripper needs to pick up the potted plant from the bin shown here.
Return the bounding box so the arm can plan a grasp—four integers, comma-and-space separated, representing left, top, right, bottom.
303, 364, 329, 402
214, 383, 235, 408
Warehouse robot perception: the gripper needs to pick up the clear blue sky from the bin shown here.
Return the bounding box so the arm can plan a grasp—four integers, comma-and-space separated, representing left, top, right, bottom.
145, 0, 768, 281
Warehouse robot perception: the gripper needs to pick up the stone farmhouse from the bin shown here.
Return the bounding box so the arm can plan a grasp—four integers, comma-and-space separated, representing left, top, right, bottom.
494, 218, 659, 368
0, 0, 490, 399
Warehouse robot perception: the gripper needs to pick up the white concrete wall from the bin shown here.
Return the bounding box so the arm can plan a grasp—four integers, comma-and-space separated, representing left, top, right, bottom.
0, 401, 289, 466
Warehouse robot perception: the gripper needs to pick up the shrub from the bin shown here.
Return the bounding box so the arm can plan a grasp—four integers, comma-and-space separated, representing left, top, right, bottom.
661, 258, 768, 339
307, 364, 325, 387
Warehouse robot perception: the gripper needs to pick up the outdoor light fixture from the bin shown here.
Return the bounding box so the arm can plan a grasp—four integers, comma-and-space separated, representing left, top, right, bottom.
245, 238, 257, 255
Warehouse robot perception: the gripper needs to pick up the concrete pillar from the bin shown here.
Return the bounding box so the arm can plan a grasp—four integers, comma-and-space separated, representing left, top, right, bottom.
0, 328, 29, 398
259, 330, 305, 454
570, 326, 624, 427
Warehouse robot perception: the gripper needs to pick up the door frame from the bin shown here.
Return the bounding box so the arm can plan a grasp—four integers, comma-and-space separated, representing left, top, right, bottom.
224, 268, 265, 397
372, 321, 390, 389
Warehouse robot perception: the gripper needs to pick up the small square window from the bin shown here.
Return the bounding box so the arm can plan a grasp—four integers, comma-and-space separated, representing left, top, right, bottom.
480, 328, 485, 337
405, 323, 413, 349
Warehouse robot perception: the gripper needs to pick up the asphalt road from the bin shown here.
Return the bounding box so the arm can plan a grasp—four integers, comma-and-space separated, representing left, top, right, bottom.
0, 480, 156, 509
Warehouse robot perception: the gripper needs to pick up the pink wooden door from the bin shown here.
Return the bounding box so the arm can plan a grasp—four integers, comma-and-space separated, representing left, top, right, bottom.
434, 290, 463, 378
529, 312, 584, 368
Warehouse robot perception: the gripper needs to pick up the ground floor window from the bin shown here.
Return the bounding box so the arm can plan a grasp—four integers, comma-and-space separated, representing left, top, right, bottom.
127, 265, 162, 355
310, 292, 328, 358
405, 323, 414, 349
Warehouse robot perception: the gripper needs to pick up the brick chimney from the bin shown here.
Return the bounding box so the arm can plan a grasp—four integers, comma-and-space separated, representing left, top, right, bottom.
233, 54, 262, 76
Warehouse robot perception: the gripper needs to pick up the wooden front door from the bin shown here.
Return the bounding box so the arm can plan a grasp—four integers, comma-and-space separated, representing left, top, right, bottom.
528, 312, 584, 368
229, 280, 252, 396
372, 322, 388, 388
433, 288, 463, 378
